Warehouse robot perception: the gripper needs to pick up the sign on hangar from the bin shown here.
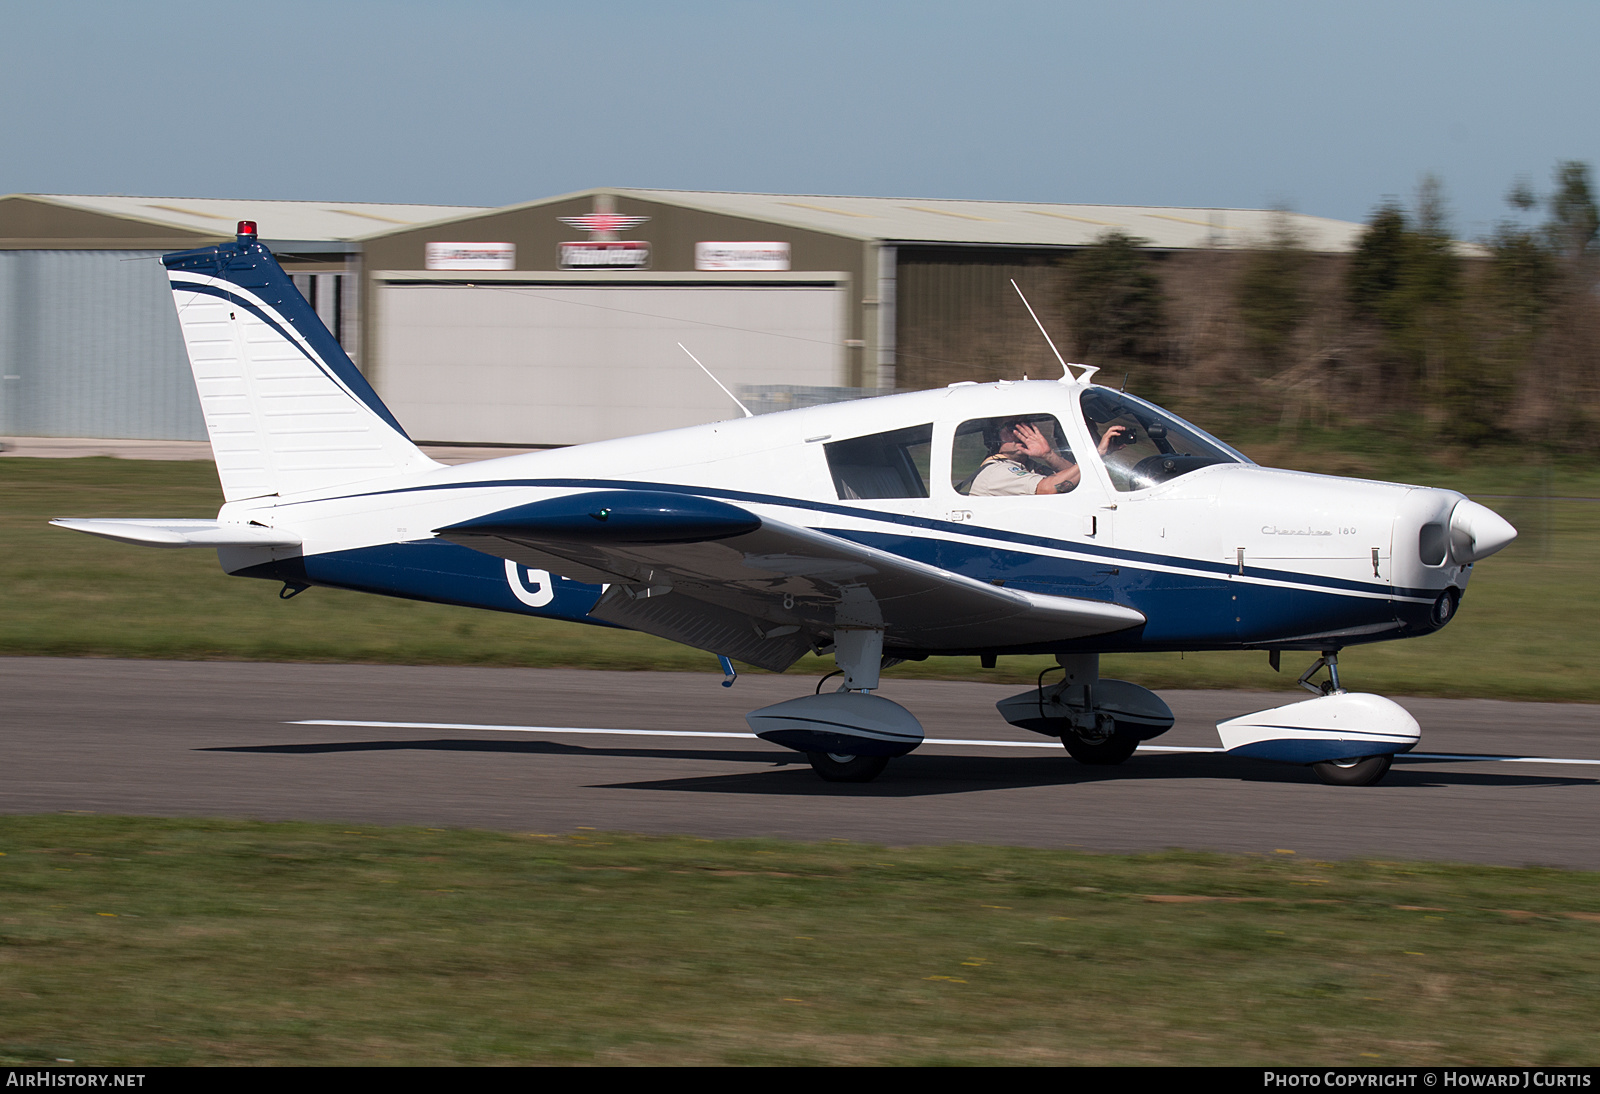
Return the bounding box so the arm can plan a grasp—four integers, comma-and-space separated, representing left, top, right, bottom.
360, 191, 866, 447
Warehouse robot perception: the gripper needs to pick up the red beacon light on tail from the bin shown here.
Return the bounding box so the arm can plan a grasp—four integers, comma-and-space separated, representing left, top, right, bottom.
236, 220, 257, 243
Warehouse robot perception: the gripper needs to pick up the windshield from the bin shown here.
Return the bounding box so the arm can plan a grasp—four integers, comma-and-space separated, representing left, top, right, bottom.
1079, 388, 1248, 492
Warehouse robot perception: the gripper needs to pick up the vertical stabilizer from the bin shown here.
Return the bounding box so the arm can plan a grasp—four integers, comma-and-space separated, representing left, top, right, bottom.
163, 223, 440, 502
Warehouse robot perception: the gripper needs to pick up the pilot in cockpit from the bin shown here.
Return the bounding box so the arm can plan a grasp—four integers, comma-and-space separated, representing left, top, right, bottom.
967, 416, 1128, 496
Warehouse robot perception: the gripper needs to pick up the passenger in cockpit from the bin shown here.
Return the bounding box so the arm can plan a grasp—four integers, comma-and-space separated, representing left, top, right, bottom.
967, 418, 1127, 496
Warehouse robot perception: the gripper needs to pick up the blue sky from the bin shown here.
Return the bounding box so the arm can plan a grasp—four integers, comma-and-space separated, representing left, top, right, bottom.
2, 0, 1594, 238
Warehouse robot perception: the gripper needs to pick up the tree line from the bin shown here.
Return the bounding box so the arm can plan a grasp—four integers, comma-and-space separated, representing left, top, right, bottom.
1059, 162, 1600, 453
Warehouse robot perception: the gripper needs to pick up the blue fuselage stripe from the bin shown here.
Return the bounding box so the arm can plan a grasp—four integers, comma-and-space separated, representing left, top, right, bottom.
299, 475, 1423, 599
230, 478, 1445, 653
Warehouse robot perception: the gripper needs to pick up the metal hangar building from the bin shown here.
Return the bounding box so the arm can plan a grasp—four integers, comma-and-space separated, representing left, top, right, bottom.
356, 188, 1366, 447
2, 188, 1368, 449
0, 193, 486, 442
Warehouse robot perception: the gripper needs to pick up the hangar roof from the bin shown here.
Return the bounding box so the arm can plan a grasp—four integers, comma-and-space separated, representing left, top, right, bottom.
5, 193, 488, 243
387, 186, 1371, 253
618, 188, 1368, 251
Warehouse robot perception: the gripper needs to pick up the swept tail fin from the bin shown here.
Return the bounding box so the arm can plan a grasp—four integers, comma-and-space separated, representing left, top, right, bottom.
163, 222, 440, 502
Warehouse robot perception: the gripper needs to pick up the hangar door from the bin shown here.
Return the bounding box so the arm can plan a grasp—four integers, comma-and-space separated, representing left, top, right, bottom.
0, 250, 204, 440
373, 273, 848, 446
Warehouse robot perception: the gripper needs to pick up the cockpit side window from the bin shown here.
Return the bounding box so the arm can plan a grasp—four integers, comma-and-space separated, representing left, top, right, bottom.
952, 415, 1075, 496
825, 423, 933, 500
1079, 388, 1245, 492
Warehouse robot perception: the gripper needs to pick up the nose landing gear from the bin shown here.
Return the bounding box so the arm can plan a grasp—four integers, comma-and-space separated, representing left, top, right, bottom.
1300, 653, 1397, 784
1310, 753, 1393, 787
1217, 650, 1418, 786
1297, 651, 1344, 696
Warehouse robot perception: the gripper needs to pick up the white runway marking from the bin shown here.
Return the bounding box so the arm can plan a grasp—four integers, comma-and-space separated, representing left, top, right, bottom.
292, 719, 1057, 748
289, 721, 1600, 766
295, 720, 756, 740
1403, 751, 1600, 766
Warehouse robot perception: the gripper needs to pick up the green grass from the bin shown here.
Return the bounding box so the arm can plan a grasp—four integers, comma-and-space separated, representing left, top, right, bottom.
1, 457, 717, 671
1, 816, 1596, 1066
3, 454, 1596, 698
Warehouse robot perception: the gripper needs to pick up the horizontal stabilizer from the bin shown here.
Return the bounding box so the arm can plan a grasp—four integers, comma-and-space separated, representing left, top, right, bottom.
50, 518, 301, 549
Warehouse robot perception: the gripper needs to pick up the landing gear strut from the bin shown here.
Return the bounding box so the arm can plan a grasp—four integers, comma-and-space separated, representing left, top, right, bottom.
1297, 650, 1345, 696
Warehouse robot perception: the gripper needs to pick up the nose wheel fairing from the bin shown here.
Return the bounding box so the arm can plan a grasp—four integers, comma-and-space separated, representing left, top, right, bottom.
1217, 691, 1420, 765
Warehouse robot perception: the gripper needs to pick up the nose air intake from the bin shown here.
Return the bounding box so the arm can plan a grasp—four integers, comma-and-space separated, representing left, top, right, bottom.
1448, 500, 1517, 564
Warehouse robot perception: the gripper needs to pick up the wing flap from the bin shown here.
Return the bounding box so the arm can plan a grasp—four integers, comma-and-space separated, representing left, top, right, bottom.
589, 584, 815, 672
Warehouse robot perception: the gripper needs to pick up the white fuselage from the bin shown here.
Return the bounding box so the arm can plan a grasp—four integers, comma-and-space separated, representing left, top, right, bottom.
209, 379, 1485, 655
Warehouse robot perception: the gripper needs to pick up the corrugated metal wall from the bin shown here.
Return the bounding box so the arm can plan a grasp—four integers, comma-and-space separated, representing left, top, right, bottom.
0, 250, 204, 440
894, 247, 1067, 391
290, 272, 357, 357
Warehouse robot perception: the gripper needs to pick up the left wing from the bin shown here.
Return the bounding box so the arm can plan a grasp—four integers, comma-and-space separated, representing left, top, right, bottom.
437, 490, 1143, 671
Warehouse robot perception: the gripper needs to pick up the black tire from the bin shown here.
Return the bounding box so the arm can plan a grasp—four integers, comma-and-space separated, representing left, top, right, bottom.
806, 752, 890, 783
1062, 731, 1140, 766
1310, 754, 1393, 787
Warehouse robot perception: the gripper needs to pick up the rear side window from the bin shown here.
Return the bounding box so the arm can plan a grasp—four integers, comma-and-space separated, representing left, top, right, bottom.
825, 424, 934, 500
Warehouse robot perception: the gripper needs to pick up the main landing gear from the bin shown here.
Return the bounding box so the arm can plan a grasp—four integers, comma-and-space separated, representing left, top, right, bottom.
744, 628, 922, 784
743, 641, 1419, 787
995, 654, 1175, 765
807, 752, 891, 783
1061, 731, 1141, 766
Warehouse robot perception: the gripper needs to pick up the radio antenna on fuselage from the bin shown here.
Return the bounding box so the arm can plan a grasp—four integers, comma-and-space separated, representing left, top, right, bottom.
678, 343, 754, 418
1010, 279, 1098, 384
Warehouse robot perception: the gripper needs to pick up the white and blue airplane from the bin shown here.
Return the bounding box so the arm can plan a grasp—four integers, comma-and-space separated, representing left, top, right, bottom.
53, 222, 1518, 787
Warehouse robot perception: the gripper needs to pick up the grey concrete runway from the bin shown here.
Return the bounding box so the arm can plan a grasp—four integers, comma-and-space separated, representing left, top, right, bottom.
4, 658, 1598, 867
